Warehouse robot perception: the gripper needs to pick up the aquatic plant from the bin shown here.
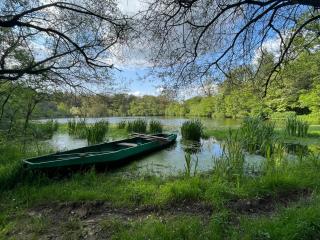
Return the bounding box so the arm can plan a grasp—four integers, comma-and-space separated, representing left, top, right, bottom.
126, 119, 147, 133
68, 119, 87, 138
117, 120, 126, 129
181, 119, 203, 141
239, 117, 275, 154
29, 120, 59, 139
149, 120, 163, 133
86, 121, 109, 145
213, 130, 245, 185
285, 117, 309, 137
184, 153, 198, 177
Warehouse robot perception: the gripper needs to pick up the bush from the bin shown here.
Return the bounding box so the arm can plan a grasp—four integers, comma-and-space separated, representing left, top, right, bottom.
126, 119, 147, 133
149, 120, 163, 133
181, 119, 203, 141
86, 121, 109, 145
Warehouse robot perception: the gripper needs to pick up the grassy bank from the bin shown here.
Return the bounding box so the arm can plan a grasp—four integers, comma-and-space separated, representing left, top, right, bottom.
1, 119, 320, 239
1, 140, 320, 239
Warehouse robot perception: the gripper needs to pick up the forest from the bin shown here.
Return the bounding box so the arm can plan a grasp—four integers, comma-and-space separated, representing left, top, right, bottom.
2, 48, 320, 123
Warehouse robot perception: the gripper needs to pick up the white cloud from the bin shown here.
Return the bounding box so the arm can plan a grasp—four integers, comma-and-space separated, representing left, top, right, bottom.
117, 0, 146, 15
129, 91, 143, 96
252, 37, 281, 65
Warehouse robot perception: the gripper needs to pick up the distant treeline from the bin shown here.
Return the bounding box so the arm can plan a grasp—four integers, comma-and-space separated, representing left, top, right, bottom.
1, 45, 320, 123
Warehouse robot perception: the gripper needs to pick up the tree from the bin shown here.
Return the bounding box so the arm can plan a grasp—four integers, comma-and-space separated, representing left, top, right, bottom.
0, 0, 130, 87
141, 0, 320, 95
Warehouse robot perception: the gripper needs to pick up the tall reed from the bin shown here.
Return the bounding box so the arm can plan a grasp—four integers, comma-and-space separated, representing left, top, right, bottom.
86, 121, 109, 145
149, 120, 163, 133
181, 119, 203, 141
126, 119, 147, 133
285, 117, 309, 137
29, 120, 58, 139
117, 120, 126, 129
213, 130, 245, 185
68, 119, 87, 138
184, 153, 199, 177
239, 117, 275, 154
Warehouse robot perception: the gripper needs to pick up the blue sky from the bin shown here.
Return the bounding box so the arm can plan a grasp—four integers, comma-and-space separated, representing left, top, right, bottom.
113, 67, 161, 96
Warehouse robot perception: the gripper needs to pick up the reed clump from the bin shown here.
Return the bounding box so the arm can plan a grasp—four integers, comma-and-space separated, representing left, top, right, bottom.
86, 121, 109, 145
285, 117, 309, 137
213, 130, 245, 184
181, 119, 203, 141
68, 119, 87, 138
184, 153, 198, 177
30, 120, 58, 139
126, 119, 147, 133
239, 117, 275, 154
117, 120, 126, 129
149, 120, 163, 133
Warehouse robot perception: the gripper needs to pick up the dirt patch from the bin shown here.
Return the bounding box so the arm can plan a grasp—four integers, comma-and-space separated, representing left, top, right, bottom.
29, 200, 213, 222
228, 188, 312, 215
23, 201, 213, 239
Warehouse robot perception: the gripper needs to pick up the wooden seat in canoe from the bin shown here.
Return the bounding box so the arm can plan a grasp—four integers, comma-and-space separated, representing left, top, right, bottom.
117, 142, 138, 147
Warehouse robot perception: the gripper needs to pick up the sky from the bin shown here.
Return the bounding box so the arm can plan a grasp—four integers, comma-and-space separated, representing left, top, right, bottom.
113, 0, 283, 98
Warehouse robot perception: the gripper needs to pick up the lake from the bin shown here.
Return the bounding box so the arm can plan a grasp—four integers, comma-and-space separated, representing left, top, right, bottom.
45, 117, 263, 176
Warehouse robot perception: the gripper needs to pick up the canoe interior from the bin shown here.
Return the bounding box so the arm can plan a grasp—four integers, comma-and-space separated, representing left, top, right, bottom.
23, 133, 176, 167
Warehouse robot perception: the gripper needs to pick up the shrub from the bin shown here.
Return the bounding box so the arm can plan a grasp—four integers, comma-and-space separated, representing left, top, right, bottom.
181, 119, 203, 141
149, 120, 163, 133
126, 119, 147, 133
86, 121, 109, 145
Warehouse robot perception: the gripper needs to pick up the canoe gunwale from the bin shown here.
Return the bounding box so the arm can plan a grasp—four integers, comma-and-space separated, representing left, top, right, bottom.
22, 133, 177, 169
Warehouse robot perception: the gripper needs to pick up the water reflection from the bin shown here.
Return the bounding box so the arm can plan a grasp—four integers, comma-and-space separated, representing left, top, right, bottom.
284, 143, 310, 155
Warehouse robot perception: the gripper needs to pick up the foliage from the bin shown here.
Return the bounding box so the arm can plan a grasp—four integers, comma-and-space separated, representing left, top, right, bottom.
86, 121, 109, 145
181, 120, 204, 141
149, 120, 163, 133
127, 119, 147, 133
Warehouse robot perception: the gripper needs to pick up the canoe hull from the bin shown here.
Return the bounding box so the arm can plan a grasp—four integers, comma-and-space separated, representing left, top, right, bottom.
23, 133, 177, 170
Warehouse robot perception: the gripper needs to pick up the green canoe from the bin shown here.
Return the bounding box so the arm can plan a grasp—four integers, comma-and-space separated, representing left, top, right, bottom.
23, 133, 177, 170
